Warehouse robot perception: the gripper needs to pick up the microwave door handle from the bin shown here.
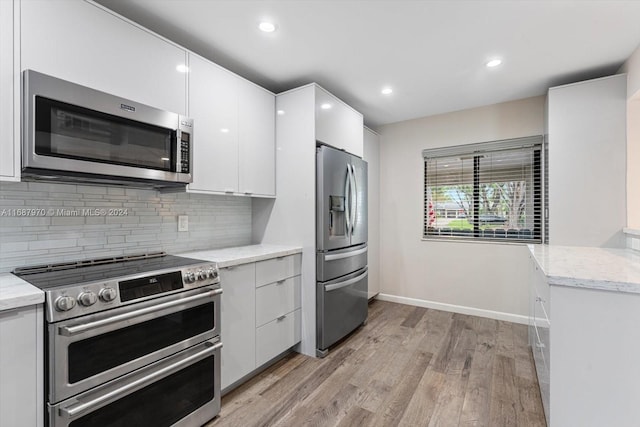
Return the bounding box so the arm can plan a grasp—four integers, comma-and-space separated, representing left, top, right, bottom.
59, 289, 223, 337
344, 165, 351, 236
59, 341, 223, 420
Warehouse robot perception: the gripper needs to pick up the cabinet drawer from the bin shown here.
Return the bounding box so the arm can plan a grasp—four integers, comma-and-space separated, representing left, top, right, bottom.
532, 330, 550, 424
534, 288, 550, 326
533, 264, 550, 318
255, 254, 301, 288
256, 276, 301, 327
256, 309, 301, 367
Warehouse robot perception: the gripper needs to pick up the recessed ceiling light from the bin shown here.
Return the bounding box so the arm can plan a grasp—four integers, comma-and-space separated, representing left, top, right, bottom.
259, 22, 276, 33
381, 87, 393, 95
277, 110, 285, 115
320, 103, 332, 110
486, 59, 502, 68
220, 128, 229, 133
176, 64, 189, 73
161, 157, 170, 161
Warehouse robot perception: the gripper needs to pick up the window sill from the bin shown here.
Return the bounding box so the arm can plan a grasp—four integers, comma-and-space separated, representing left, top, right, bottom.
421, 237, 541, 246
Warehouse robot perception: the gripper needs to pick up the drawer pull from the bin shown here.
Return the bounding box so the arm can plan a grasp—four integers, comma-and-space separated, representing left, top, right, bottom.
536, 296, 546, 303
277, 315, 286, 321
276, 279, 286, 285
535, 342, 546, 349
276, 256, 285, 260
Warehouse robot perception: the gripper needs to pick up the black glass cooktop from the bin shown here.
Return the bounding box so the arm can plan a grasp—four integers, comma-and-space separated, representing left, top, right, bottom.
13, 254, 208, 290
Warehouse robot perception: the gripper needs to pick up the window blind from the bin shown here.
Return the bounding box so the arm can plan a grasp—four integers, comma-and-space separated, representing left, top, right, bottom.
423, 136, 543, 242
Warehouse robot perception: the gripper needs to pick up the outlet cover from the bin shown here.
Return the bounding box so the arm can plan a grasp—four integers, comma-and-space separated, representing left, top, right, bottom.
178, 215, 189, 232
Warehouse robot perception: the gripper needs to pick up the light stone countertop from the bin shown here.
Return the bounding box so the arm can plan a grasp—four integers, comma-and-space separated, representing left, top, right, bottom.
0, 273, 45, 311
529, 244, 640, 294
179, 244, 303, 268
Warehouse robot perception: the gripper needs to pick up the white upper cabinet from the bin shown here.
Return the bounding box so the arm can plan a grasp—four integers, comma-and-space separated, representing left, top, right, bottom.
315, 86, 363, 157
188, 52, 275, 197
20, 0, 187, 115
188, 54, 239, 194
238, 82, 275, 196
0, 0, 16, 180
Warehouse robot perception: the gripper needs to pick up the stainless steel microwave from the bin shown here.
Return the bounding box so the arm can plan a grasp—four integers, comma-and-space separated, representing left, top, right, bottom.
22, 70, 193, 188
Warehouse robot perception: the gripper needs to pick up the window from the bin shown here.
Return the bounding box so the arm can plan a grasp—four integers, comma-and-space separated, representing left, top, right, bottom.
423, 136, 544, 242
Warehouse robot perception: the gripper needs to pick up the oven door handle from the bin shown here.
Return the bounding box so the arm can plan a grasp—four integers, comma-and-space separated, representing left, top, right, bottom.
59, 341, 223, 420
59, 288, 223, 337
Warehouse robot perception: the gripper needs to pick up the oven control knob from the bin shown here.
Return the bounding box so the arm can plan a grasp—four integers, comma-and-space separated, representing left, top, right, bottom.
78, 291, 98, 307
185, 271, 196, 283
55, 296, 76, 312
99, 287, 117, 302
197, 269, 206, 280
207, 267, 216, 278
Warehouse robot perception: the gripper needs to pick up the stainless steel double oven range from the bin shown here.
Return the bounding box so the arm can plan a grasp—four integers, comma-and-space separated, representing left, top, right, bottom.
15, 252, 222, 427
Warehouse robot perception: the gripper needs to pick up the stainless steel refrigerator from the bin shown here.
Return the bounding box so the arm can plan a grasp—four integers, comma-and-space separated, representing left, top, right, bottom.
316, 144, 368, 357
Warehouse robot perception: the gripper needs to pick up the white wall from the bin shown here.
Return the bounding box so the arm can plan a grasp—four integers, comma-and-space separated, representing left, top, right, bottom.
619, 42, 640, 99
548, 75, 627, 247
620, 43, 640, 229
377, 96, 545, 321
363, 127, 380, 298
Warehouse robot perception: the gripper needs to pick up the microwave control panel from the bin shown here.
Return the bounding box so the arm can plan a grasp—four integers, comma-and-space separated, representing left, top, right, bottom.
180, 132, 190, 173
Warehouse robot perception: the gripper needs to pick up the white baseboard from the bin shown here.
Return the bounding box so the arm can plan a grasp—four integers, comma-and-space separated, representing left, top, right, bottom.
375, 293, 529, 325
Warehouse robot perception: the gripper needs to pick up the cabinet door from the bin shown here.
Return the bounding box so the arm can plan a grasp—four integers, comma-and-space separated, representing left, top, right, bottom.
315, 86, 363, 157
255, 276, 301, 327
0, 0, 15, 180
238, 81, 275, 196
219, 263, 255, 390
0, 305, 44, 427
20, 0, 187, 115
188, 54, 239, 194
256, 309, 301, 367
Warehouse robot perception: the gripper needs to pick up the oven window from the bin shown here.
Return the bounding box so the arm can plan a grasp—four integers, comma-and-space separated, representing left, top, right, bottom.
70, 356, 215, 427
68, 302, 214, 384
35, 96, 176, 171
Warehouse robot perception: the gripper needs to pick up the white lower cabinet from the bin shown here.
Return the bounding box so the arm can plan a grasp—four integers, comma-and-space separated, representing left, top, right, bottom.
0, 305, 43, 427
220, 263, 256, 390
529, 251, 640, 427
255, 254, 302, 288
529, 255, 550, 425
256, 309, 302, 367
220, 254, 301, 392
255, 276, 301, 327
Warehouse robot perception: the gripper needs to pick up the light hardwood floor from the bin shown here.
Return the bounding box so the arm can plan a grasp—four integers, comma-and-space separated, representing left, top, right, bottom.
207, 300, 546, 427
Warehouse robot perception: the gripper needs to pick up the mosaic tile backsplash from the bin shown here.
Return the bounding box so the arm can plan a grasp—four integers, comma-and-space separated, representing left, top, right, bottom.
0, 182, 252, 272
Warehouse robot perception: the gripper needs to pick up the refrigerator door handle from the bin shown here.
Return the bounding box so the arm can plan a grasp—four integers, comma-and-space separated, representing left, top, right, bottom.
324, 270, 368, 292
349, 163, 357, 234
344, 165, 351, 236
324, 246, 367, 261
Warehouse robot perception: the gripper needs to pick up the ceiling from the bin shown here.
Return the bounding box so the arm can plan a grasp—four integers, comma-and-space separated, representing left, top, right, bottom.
95, 0, 640, 129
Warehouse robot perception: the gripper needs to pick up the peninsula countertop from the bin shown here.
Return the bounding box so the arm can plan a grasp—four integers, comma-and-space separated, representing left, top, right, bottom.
528, 244, 640, 294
